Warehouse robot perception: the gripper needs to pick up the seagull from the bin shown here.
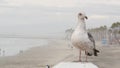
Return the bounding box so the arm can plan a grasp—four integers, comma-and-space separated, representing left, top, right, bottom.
71, 12, 99, 62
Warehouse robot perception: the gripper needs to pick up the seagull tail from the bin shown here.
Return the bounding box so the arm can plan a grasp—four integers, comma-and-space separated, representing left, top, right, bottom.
86, 48, 99, 56
93, 41, 100, 56
93, 48, 100, 56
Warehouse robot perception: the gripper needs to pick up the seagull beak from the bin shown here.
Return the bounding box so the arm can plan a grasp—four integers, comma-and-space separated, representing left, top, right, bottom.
85, 16, 88, 19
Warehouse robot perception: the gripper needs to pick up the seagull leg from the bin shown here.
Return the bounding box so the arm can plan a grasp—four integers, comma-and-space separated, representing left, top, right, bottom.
85, 50, 88, 62
79, 50, 81, 62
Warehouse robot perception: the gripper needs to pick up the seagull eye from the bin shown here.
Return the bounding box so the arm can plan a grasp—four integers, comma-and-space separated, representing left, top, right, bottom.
79, 13, 82, 16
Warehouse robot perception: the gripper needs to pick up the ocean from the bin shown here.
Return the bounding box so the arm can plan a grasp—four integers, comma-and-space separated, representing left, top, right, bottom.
0, 38, 48, 56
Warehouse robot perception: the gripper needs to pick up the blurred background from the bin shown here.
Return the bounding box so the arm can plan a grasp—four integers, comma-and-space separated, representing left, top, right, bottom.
0, 0, 120, 36
0, 0, 120, 56
0, 0, 120, 68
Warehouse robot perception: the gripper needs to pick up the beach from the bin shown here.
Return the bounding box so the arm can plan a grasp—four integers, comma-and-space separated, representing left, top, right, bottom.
0, 39, 120, 68
0, 39, 72, 68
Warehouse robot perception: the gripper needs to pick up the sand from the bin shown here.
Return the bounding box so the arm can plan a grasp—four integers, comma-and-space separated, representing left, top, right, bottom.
0, 39, 120, 68
0, 39, 73, 68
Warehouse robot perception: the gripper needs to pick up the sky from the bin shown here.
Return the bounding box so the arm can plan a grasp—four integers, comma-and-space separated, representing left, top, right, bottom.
0, 0, 120, 36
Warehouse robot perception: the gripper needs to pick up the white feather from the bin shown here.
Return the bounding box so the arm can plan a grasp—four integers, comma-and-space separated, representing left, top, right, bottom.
71, 13, 93, 53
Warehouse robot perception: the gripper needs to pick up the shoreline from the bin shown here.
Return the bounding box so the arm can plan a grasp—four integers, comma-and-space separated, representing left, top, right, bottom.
0, 39, 72, 68
0, 39, 120, 68
0, 38, 53, 57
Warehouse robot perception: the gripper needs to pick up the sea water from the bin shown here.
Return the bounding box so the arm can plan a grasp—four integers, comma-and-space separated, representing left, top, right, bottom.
0, 38, 48, 56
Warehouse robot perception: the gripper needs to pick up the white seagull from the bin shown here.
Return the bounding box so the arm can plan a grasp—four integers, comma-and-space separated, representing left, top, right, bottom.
71, 12, 99, 62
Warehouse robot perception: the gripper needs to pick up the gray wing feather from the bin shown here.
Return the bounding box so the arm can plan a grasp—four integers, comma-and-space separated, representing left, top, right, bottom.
87, 32, 95, 48
87, 32, 100, 56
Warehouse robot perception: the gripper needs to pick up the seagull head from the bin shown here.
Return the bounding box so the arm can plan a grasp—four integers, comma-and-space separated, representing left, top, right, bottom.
78, 12, 88, 20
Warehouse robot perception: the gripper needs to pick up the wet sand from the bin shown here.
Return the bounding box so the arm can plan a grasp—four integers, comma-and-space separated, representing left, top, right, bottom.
0, 39, 120, 68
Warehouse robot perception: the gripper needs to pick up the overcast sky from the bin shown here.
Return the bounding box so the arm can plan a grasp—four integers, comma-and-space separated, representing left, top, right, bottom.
0, 0, 120, 36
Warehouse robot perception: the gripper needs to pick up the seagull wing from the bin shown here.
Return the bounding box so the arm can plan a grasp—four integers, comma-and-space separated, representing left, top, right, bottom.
87, 32, 95, 48
87, 32, 99, 56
